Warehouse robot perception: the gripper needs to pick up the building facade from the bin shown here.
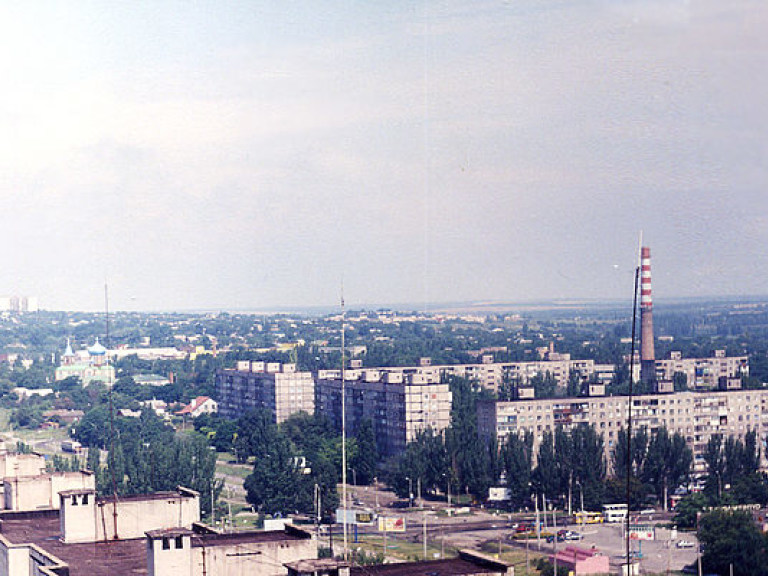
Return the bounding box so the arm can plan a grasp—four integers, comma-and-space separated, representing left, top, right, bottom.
315, 369, 452, 456
478, 388, 768, 473
216, 362, 315, 423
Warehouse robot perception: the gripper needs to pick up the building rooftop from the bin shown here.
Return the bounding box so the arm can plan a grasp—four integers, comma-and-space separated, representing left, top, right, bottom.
191, 526, 312, 548
349, 552, 510, 576
0, 510, 146, 576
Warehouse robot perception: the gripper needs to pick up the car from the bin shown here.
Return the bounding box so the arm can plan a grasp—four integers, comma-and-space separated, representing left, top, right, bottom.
564, 530, 583, 541
546, 530, 567, 543
676, 540, 695, 549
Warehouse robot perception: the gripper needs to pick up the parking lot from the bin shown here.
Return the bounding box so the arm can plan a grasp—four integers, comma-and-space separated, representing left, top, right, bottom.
530, 521, 700, 574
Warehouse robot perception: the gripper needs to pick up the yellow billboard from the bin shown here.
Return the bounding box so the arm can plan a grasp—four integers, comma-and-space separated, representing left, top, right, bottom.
378, 517, 406, 532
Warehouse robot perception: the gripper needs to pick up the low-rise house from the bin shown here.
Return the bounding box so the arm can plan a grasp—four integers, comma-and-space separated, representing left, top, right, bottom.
176, 396, 218, 418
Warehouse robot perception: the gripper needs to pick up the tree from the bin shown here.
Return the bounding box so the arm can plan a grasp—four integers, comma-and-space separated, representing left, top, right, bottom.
392, 428, 449, 499
571, 425, 605, 509
672, 492, 708, 529
699, 510, 768, 576
532, 431, 559, 500
703, 434, 725, 501
643, 428, 692, 511
234, 409, 279, 463
672, 371, 688, 391
502, 432, 533, 510
352, 419, 378, 485
244, 434, 307, 515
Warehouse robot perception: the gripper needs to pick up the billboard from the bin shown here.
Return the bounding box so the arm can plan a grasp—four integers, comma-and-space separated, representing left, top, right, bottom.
629, 524, 655, 541
378, 516, 406, 533
335, 508, 376, 525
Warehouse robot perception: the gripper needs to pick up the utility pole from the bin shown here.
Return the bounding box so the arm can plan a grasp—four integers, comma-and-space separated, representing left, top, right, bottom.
423, 510, 427, 559
341, 284, 348, 560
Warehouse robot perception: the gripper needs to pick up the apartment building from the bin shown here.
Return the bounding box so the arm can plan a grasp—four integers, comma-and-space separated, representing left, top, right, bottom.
315, 369, 452, 456
477, 389, 768, 473
322, 354, 604, 394
216, 362, 315, 423
655, 350, 748, 389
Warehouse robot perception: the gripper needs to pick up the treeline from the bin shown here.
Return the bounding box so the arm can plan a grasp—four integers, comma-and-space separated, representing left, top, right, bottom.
73, 407, 221, 516
673, 430, 768, 528
390, 376, 698, 511
203, 410, 377, 518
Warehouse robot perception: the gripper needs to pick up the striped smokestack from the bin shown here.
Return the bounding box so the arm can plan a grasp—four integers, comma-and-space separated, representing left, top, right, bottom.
640, 246, 656, 383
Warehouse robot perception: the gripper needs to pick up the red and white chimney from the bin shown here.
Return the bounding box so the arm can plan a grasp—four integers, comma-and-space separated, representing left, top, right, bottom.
640, 246, 656, 383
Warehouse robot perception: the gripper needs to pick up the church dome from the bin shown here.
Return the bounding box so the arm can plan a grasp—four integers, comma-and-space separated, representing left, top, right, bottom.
88, 338, 107, 356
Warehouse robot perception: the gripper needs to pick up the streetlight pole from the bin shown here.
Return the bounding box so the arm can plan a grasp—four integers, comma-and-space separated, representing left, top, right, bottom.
406, 477, 413, 508
417, 477, 421, 509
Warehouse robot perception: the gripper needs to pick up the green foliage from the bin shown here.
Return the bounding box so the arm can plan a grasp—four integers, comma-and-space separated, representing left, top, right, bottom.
391, 428, 449, 499
535, 558, 570, 576
74, 406, 221, 516
194, 413, 237, 452
239, 410, 340, 517
612, 427, 693, 509
502, 431, 533, 510
350, 549, 385, 566
10, 402, 45, 429
699, 509, 768, 576
48, 454, 82, 472
446, 376, 493, 498
672, 492, 709, 529
351, 419, 377, 485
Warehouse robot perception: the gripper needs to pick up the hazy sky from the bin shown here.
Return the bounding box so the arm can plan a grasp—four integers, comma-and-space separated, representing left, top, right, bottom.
1, 1, 766, 311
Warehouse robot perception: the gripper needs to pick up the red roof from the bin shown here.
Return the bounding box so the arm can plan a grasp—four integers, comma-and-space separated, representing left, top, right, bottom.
176, 396, 212, 415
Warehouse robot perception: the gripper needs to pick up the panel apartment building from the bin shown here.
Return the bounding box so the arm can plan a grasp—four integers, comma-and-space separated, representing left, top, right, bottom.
216, 362, 315, 423
328, 354, 614, 394
478, 388, 768, 473
654, 349, 749, 389
315, 368, 452, 457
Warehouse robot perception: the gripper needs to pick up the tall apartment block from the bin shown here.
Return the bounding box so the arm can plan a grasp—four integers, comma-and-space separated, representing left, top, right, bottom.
315, 369, 452, 457
215, 362, 315, 423
478, 388, 768, 474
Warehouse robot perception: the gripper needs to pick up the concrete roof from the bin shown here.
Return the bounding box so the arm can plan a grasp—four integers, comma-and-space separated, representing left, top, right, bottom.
0, 510, 146, 576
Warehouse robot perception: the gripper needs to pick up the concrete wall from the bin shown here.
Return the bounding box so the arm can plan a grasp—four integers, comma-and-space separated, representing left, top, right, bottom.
0, 454, 46, 479
61, 488, 200, 543
0, 535, 67, 576
4, 471, 95, 511
193, 536, 315, 576
0, 534, 30, 576
147, 533, 193, 576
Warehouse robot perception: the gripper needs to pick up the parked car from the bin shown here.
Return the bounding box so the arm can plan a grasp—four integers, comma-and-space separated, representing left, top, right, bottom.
676, 540, 695, 549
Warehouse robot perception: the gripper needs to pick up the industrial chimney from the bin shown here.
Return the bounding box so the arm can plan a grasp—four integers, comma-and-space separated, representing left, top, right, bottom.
640, 246, 656, 383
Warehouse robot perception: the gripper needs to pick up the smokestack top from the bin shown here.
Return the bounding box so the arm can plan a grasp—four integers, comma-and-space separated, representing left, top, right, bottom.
640, 245, 652, 309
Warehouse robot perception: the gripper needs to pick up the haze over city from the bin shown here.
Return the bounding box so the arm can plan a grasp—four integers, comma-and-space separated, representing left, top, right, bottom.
1, 1, 766, 312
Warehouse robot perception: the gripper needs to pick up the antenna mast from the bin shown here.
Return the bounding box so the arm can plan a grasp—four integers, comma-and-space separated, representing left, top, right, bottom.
340, 281, 348, 560
625, 239, 641, 571
105, 283, 119, 539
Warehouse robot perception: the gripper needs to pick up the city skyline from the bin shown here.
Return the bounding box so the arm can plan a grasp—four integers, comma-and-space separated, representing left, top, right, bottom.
1, 1, 766, 312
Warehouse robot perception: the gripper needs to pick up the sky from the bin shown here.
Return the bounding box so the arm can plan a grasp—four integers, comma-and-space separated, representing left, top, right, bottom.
1, 1, 766, 312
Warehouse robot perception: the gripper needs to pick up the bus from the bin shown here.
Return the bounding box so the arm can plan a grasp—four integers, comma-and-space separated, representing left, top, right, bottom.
574, 511, 604, 525
603, 503, 628, 523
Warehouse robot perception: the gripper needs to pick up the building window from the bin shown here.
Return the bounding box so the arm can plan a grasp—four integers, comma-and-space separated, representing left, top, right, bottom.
175, 536, 184, 549
162, 538, 170, 550
71, 495, 78, 506
83, 494, 89, 505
